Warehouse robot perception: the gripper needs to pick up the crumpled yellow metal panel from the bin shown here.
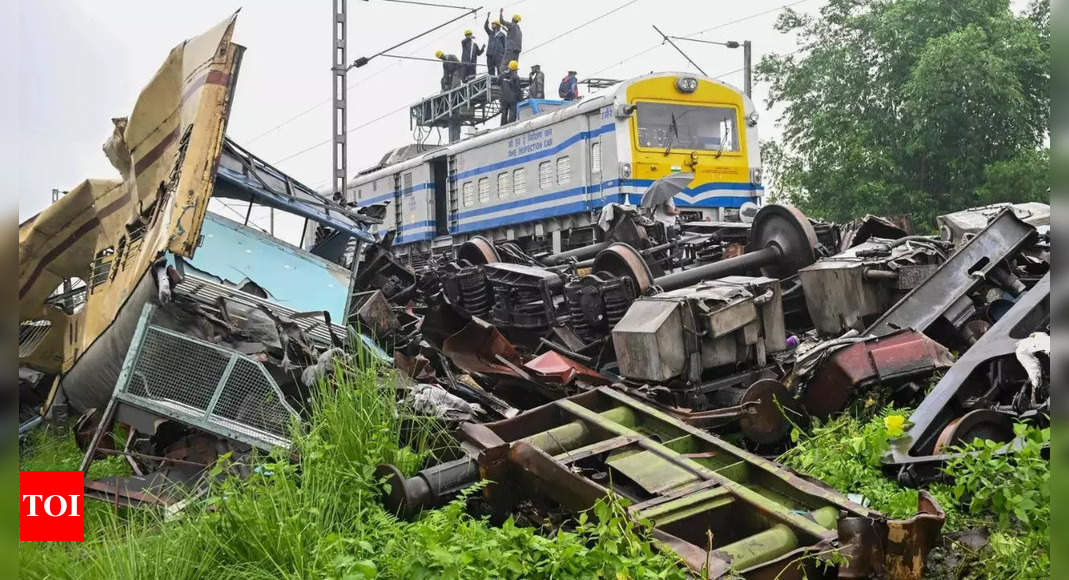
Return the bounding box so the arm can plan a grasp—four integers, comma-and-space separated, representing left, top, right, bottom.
18, 13, 241, 374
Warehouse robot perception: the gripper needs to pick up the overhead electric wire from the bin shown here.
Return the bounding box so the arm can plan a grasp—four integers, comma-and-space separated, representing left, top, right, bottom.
380, 0, 476, 9
246, 2, 500, 145
353, 6, 482, 69
272, 0, 801, 170
382, 53, 489, 66
523, 0, 641, 55
681, 0, 815, 39
273, 101, 413, 164
590, 0, 817, 77
255, 0, 531, 155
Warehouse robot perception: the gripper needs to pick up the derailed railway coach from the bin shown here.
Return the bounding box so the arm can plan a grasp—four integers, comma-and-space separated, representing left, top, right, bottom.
336, 73, 762, 264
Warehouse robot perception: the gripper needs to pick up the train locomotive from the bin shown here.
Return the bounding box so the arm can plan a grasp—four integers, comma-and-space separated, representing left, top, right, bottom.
333, 72, 763, 265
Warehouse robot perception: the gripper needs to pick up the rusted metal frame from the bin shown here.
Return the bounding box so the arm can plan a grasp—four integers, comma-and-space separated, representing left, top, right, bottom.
803, 329, 953, 419
123, 428, 144, 476
593, 387, 874, 514
865, 208, 1035, 337
550, 434, 642, 464
554, 398, 835, 538
883, 272, 1050, 481
84, 480, 168, 508
93, 447, 210, 469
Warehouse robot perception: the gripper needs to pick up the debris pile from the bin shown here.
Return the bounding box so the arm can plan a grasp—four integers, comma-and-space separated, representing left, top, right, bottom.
365, 199, 1047, 575
16, 15, 1049, 578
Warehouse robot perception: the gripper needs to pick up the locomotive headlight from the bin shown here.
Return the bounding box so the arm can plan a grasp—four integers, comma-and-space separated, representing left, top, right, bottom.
746, 111, 759, 127
621, 162, 632, 178
675, 77, 698, 93
750, 167, 763, 185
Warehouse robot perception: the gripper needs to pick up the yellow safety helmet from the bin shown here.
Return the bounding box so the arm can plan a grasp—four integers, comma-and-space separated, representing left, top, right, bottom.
512, 14, 521, 22
508, 60, 518, 70
464, 29, 473, 36
435, 50, 444, 58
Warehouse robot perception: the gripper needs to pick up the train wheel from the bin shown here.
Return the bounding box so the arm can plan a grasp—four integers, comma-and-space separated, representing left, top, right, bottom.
457, 236, 500, 265
746, 205, 820, 278
932, 409, 1015, 453
592, 243, 655, 294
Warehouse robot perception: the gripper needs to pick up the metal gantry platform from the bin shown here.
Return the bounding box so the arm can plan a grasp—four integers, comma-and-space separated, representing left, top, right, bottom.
410, 74, 501, 131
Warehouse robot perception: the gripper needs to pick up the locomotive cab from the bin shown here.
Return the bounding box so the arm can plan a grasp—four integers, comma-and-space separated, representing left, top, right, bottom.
624, 75, 762, 222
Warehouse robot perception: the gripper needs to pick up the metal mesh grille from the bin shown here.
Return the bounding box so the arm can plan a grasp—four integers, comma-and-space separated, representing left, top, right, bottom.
210, 358, 293, 439
118, 324, 296, 449
127, 328, 229, 411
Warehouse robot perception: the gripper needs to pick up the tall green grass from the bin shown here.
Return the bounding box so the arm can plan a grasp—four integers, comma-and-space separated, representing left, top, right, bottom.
20, 357, 684, 579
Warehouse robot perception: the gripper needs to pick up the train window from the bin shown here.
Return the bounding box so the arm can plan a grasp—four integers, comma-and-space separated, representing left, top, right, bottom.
557, 156, 571, 185
403, 172, 413, 191
462, 181, 474, 207
539, 161, 553, 190
634, 102, 740, 153
497, 172, 511, 199
591, 143, 601, 173
356, 188, 363, 201
373, 180, 377, 192
513, 168, 526, 196
478, 178, 490, 203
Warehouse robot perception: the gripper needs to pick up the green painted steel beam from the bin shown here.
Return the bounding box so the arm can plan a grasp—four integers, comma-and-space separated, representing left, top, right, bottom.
521, 405, 635, 456
556, 398, 835, 539
715, 506, 839, 571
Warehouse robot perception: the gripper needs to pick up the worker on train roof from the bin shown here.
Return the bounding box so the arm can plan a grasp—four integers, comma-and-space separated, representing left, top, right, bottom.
528, 64, 545, 99
499, 8, 522, 68
484, 12, 505, 77
559, 70, 579, 101
435, 50, 461, 92
500, 60, 521, 126
461, 29, 484, 81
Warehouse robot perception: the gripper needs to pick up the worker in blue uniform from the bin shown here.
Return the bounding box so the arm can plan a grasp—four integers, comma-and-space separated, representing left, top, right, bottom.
500, 60, 521, 125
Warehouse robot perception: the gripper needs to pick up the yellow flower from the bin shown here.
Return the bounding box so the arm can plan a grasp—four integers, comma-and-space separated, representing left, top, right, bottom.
884, 414, 906, 437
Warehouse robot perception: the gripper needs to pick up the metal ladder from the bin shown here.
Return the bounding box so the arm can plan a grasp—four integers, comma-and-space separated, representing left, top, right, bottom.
447, 155, 459, 234
393, 173, 403, 243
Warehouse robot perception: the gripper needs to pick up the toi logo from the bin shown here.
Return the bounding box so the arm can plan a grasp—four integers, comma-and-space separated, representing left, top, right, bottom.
20, 471, 85, 541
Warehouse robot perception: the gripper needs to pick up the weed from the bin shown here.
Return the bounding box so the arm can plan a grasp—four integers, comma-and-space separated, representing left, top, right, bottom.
942, 423, 1050, 578
944, 423, 1050, 531
779, 407, 927, 519
19, 357, 685, 579
781, 410, 1050, 578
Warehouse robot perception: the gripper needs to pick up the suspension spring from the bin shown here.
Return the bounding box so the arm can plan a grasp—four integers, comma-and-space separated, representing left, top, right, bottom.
458, 271, 491, 318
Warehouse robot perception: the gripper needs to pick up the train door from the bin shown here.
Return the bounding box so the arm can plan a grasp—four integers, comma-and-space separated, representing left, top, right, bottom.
430, 157, 449, 236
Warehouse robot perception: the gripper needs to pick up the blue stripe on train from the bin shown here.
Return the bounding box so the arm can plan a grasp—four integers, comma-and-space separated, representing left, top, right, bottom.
453, 122, 616, 181
452, 191, 757, 233
454, 179, 760, 220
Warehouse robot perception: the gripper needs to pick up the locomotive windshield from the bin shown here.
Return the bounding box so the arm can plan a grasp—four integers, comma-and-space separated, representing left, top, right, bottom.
634, 102, 740, 153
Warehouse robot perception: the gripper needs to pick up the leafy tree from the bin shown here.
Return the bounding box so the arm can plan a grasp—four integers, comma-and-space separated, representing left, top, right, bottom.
976, 147, 1049, 204
757, 0, 1050, 225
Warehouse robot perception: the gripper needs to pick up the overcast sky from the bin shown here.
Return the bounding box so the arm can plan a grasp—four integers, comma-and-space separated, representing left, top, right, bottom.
11, 0, 826, 224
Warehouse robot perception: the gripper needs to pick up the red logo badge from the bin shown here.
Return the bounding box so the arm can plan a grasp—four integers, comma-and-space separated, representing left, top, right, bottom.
20, 471, 85, 541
